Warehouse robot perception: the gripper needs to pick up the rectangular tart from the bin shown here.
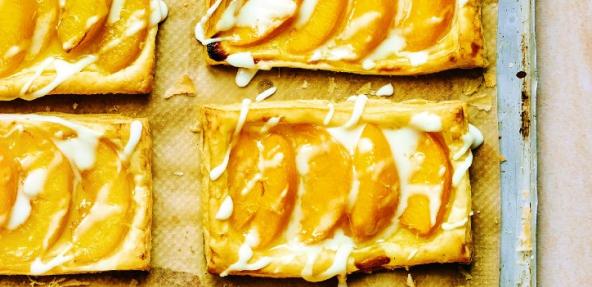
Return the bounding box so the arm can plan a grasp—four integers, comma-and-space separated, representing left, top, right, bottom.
0, 114, 152, 275
0, 0, 168, 101
197, 0, 485, 77
199, 98, 483, 284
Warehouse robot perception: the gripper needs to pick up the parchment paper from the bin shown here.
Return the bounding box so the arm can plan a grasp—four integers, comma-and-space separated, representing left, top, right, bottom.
0, 0, 500, 286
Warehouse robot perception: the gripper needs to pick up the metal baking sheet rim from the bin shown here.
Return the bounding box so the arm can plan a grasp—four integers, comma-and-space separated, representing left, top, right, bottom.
497, 0, 538, 286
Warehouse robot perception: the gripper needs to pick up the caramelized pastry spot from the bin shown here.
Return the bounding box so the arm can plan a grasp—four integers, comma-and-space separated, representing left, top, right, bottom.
355, 255, 390, 272
0, 0, 37, 77
399, 133, 452, 236
350, 124, 399, 241
207, 41, 229, 61
399, 0, 455, 52
58, 0, 112, 51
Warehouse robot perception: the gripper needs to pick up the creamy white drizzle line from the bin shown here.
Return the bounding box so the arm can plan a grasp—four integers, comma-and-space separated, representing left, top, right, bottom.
210, 98, 251, 181
441, 217, 468, 230
227, 52, 256, 68
149, 0, 169, 26
255, 86, 277, 102
215, 195, 234, 220
236, 68, 259, 87
260, 116, 281, 134
215, 0, 240, 31
30, 244, 74, 275
293, 0, 318, 27
108, 0, 127, 23
452, 152, 473, 187
194, 0, 224, 45
342, 95, 368, 128
235, 0, 297, 36
375, 83, 394, 97
409, 112, 442, 132
73, 184, 124, 239
25, 56, 98, 100
121, 120, 143, 161
19, 57, 56, 96
221, 229, 272, 276
323, 103, 335, 125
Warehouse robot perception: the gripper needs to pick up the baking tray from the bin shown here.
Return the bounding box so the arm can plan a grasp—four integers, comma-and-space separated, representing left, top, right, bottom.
497, 0, 538, 286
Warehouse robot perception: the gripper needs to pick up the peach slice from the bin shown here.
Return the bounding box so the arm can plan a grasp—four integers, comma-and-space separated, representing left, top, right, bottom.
350, 124, 399, 242
0, 127, 72, 270
221, 0, 299, 46
0, 0, 37, 77
399, 133, 452, 235
0, 143, 18, 228
274, 125, 351, 243
228, 132, 297, 248
329, 0, 396, 60
58, 0, 112, 52
71, 140, 132, 263
285, 0, 347, 53
26, 0, 60, 61
228, 132, 263, 230
94, 0, 150, 73
399, 0, 455, 51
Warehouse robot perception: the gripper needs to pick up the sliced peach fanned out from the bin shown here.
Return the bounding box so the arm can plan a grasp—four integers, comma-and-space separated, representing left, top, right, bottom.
0, 0, 37, 77
398, 0, 455, 51
326, 0, 396, 61
350, 124, 400, 242
26, 0, 60, 61
399, 133, 452, 236
0, 143, 18, 228
285, 0, 348, 53
0, 127, 72, 270
227, 132, 297, 248
94, 0, 151, 73
222, 0, 299, 46
58, 0, 112, 52
71, 140, 132, 263
274, 125, 352, 243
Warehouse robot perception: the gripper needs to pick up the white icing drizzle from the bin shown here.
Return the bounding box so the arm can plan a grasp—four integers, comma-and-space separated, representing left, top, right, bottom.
215, 195, 234, 220
441, 217, 468, 230
409, 112, 442, 132
22, 169, 49, 197
347, 170, 360, 210
339, 12, 380, 40
125, 10, 148, 37
30, 244, 74, 275
221, 229, 272, 276
3, 45, 22, 59
255, 86, 277, 102
296, 144, 323, 175
73, 184, 124, 239
19, 57, 56, 96
468, 124, 484, 149
363, 30, 407, 68
323, 103, 335, 125
227, 52, 256, 68
405, 51, 429, 67
341, 95, 368, 128
235, 0, 297, 36
293, 0, 318, 28
327, 125, 364, 154
210, 99, 251, 181
235, 68, 258, 87
121, 120, 143, 161
108, 0, 126, 23
259, 116, 281, 134
452, 152, 473, 187
375, 83, 394, 97
24, 56, 98, 100
149, 0, 169, 26
194, 0, 224, 45
6, 189, 32, 230
215, 0, 240, 31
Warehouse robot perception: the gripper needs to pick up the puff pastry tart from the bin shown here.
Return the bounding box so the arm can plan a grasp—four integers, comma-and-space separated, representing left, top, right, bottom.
200, 98, 484, 285
0, 0, 168, 101
196, 0, 485, 86
0, 114, 152, 275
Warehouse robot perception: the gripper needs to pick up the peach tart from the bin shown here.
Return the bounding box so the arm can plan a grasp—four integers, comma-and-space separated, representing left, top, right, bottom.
0, 0, 168, 101
196, 0, 485, 86
199, 98, 483, 285
0, 114, 152, 275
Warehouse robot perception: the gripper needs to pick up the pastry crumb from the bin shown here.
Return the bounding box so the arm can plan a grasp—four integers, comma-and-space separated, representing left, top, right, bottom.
301, 80, 309, 89
72, 102, 78, 110
173, 171, 184, 177
356, 82, 373, 95
164, 74, 196, 99
458, 266, 473, 280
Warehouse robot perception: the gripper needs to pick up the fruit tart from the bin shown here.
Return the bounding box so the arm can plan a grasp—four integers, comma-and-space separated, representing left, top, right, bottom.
0, 0, 168, 101
0, 114, 152, 275
199, 97, 483, 285
196, 0, 485, 86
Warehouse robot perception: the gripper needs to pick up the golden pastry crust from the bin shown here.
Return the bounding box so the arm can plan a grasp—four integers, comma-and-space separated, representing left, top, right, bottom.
199, 100, 478, 281
0, 0, 167, 101
0, 114, 152, 275
200, 0, 485, 75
